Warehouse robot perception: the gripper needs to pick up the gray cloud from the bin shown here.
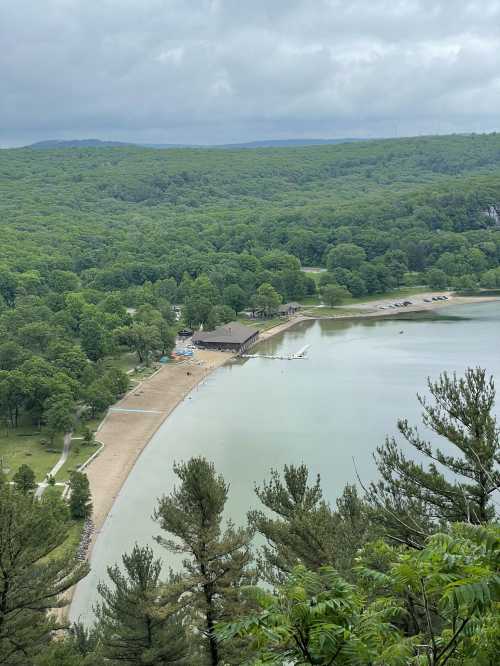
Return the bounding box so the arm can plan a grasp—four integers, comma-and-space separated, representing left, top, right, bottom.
1, 0, 500, 145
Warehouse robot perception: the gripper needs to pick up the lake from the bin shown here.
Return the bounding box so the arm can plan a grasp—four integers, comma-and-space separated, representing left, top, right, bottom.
70, 300, 500, 622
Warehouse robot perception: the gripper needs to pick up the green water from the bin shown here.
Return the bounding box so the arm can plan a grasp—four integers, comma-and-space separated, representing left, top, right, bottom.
71, 301, 500, 622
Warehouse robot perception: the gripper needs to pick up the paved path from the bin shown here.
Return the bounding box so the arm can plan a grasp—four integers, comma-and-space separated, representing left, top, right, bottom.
35, 430, 72, 498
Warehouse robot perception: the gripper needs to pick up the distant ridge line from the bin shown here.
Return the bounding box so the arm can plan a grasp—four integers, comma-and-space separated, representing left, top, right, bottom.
24, 137, 367, 150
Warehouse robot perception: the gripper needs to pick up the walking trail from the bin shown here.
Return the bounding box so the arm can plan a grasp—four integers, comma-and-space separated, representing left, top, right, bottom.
35, 431, 72, 499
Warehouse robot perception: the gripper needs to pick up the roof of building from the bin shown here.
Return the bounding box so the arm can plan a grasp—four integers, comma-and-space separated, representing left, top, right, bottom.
279, 302, 301, 312
192, 321, 259, 345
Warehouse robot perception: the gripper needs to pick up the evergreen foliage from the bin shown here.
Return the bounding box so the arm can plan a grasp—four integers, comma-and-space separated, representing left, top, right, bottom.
154, 457, 256, 665
249, 466, 372, 583
95, 545, 188, 665
68, 471, 92, 520
12, 463, 36, 494
0, 486, 88, 665
371, 367, 500, 547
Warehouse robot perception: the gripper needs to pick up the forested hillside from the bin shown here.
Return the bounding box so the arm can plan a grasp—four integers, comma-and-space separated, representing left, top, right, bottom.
2, 134, 500, 297
1, 134, 500, 482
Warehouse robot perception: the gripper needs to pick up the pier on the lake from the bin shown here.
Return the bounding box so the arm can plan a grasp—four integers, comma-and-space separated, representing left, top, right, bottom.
241, 344, 310, 360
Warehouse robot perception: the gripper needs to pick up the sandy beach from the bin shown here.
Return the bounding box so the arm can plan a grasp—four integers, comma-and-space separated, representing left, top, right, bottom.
333, 290, 499, 316
64, 290, 498, 619
86, 350, 232, 536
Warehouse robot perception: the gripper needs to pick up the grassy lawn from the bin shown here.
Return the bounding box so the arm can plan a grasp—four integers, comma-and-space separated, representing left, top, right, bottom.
128, 364, 159, 385
0, 421, 64, 481
238, 316, 283, 332
73, 413, 104, 436
300, 286, 434, 317
105, 350, 138, 373
53, 520, 83, 560
56, 440, 100, 481
302, 306, 365, 317
300, 295, 322, 305
42, 512, 84, 562
346, 286, 429, 305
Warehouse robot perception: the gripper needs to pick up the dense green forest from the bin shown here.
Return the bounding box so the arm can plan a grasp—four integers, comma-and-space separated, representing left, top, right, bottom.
0, 367, 499, 664
2, 134, 500, 482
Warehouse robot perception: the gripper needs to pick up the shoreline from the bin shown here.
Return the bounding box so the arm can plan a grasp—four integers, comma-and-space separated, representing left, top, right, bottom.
84, 290, 498, 538
65, 351, 233, 619
85, 350, 233, 541
255, 291, 499, 336
66, 290, 498, 618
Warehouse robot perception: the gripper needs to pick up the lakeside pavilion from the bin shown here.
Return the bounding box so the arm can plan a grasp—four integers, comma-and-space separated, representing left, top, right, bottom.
192, 321, 259, 353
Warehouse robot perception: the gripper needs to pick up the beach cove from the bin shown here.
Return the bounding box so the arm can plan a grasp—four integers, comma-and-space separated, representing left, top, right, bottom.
81, 291, 497, 543
70, 298, 500, 622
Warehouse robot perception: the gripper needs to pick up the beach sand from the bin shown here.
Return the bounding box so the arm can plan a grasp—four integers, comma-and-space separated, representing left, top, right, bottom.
307, 290, 500, 319
87, 350, 232, 536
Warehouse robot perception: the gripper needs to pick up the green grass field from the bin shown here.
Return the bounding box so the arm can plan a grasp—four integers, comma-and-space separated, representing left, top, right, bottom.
238, 316, 283, 332
346, 286, 430, 304
302, 306, 365, 318
0, 408, 106, 483
105, 350, 138, 373
0, 422, 64, 481
56, 440, 100, 482
41, 511, 84, 562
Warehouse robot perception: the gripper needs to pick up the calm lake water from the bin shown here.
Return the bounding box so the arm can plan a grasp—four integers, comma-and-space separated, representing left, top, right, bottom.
71, 301, 500, 622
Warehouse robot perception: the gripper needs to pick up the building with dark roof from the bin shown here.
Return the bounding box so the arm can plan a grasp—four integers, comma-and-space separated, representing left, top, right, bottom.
278, 302, 301, 316
192, 322, 259, 353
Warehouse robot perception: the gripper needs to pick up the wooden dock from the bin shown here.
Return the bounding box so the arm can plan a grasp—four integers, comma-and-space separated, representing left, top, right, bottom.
241, 344, 310, 360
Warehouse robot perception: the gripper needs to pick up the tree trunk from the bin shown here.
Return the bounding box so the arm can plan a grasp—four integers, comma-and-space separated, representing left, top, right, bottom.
200, 560, 219, 666
204, 591, 219, 666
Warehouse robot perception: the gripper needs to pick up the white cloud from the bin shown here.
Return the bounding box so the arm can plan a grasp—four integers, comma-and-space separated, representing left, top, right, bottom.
1, 0, 500, 145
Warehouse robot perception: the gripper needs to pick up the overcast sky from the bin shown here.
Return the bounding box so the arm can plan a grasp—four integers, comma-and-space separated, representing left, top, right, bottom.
1, 0, 500, 146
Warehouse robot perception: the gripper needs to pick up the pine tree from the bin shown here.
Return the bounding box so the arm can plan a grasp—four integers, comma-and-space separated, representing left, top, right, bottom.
12, 463, 37, 494
68, 471, 92, 519
248, 465, 335, 583
0, 486, 88, 665
249, 465, 371, 583
154, 457, 255, 666
95, 545, 188, 665
34, 621, 100, 665
370, 367, 500, 547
